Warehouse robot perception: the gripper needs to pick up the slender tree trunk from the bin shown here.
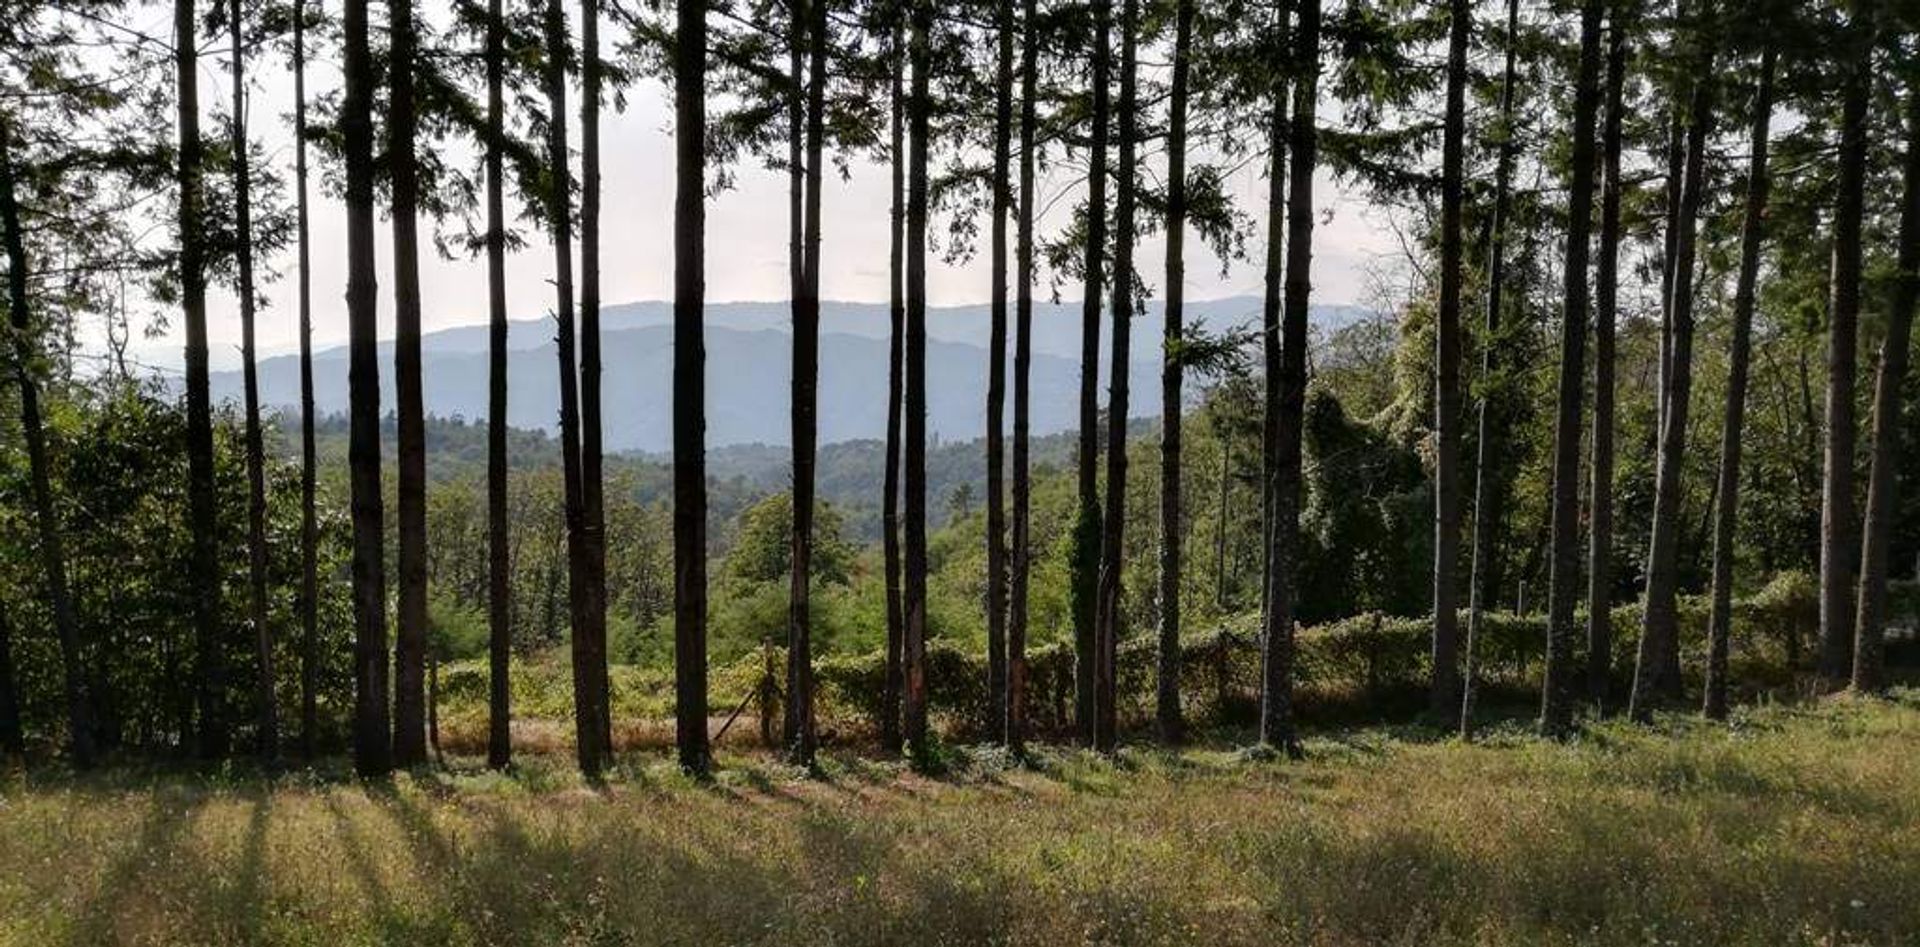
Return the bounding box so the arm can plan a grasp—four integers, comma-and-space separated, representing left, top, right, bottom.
293, 0, 320, 761
786, 0, 826, 767
178, 0, 228, 761
578, 0, 612, 770
1655, 105, 1681, 438
1257, 4, 1288, 736
1703, 43, 1774, 719
342, 0, 392, 776
903, 0, 933, 759
1653, 0, 1688, 445
1156, 0, 1192, 745
781, 0, 802, 762
1461, 0, 1520, 737
1072, 0, 1112, 746
983, 0, 1013, 745
787, 0, 804, 334
1819, 3, 1875, 684
758, 634, 777, 746
1260, 0, 1314, 760
1430, 0, 1470, 719
1630, 1, 1716, 722
542, 529, 562, 642
781, 0, 803, 743
388, 0, 429, 767
1584, 2, 1627, 711
428, 652, 441, 761
1540, 0, 1602, 737
0, 125, 91, 766
1092, 0, 1138, 754
229, 0, 277, 762
1853, 75, 1920, 693
779, 0, 802, 745
880, 18, 906, 754
0, 609, 20, 756
226, 0, 282, 760
1008, 0, 1037, 753
485, 0, 513, 771
1215, 441, 1229, 610
542, 0, 597, 776
673, 0, 711, 777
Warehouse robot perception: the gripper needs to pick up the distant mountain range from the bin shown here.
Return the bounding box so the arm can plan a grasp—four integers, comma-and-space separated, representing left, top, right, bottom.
209, 297, 1370, 453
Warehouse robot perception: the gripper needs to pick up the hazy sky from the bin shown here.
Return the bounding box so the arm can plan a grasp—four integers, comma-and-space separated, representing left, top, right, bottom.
116, 2, 1408, 372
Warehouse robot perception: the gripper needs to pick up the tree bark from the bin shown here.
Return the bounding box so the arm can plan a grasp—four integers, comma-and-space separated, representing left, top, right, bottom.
1819, 3, 1875, 684
984, 0, 1013, 746
1585, 5, 1628, 710
1430, 0, 1470, 718
1461, 0, 1520, 737
342, 0, 392, 776
1653, 0, 1689, 448
1540, 0, 1602, 737
1215, 441, 1229, 610
542, 0, 598, 777
485, 0, 514, 771
578, 0, 613, 768
1852, 72, 1920, 693
389, 0, 430, 768
1257, 5, 1288, 741
778, 3, 803, 754
179, 0, 228, 761
880, 17, 906, 754
1092, 0, 1138, 754
293, 0, 321, 761
1008, 0, 1038, 753
0, 608, 20, 756
0, 124, 91, 766
1703, 42, 1774, 719
229, 0, 277, 763
1261, 0, 1314, 760
782, 0, 803, 748
787, 0, 804, 334
1655, 103, 1681, 442
428, 652, 441, 761
1156, 0, 1192, 746
903, 0, 932, 759
673, 0, 712, 777
786, 0, 826, 767
1072, 0, 1112, 746
1630, 1, 1717, 722
227, 0, 278, 760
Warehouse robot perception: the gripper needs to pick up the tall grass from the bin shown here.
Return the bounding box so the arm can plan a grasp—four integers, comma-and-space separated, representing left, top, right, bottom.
0, 693, 1915, 945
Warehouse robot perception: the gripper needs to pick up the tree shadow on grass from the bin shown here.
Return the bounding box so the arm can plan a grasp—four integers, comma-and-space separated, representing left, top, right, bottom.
442, 800, 808, 943
321, 788, 458, 941
223, 791, 272, 945
67, 792, 191, 945
64, 786, 239, 946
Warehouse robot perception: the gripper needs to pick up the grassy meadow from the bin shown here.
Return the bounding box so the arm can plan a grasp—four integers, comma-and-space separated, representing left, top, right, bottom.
1, 693, 1916, 946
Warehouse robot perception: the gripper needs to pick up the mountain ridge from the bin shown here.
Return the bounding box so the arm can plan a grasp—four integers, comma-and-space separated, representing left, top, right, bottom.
211, 296, 1370, 452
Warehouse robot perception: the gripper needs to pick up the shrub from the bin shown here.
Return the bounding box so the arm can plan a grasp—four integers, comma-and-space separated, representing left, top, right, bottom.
431, 578, 1834, 745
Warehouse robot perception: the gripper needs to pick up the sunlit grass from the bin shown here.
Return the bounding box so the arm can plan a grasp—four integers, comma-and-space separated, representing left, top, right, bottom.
1, 693, 1915, 945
